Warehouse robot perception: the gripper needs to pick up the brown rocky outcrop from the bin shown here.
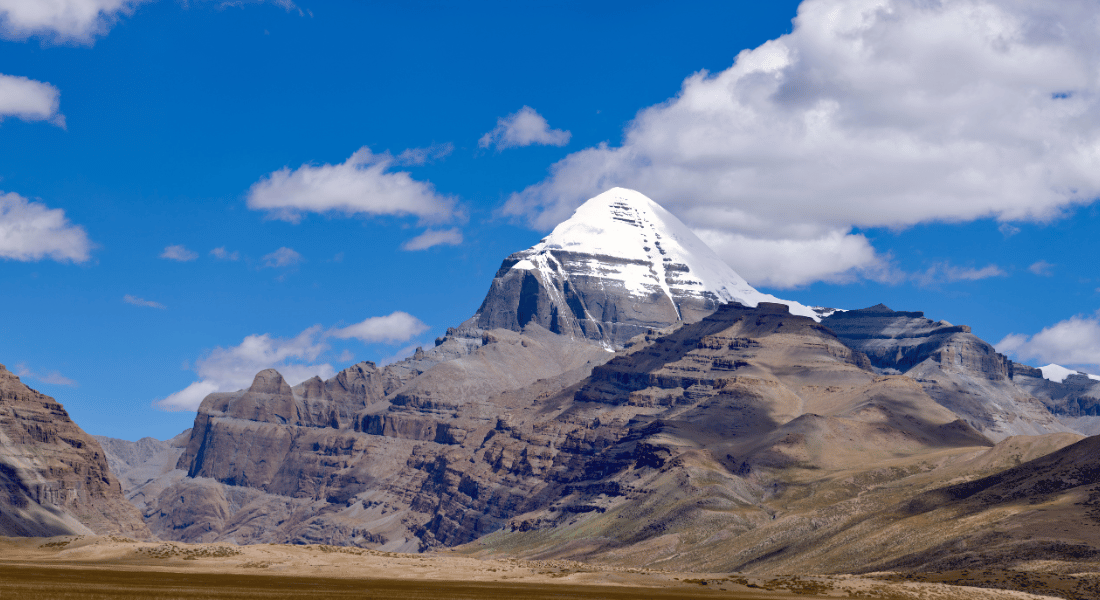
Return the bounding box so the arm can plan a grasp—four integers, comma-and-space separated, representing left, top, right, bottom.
145, 325, 613, 549
0, 364, 150, 538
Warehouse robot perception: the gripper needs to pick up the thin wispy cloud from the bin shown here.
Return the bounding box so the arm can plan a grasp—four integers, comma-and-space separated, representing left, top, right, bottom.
124, 294, 165, 309
402, 228, 462, 251
503, 0, 1100, 288
479, 106, 571, 151
210, 246, 240, 260
160, 244, 198, 261
1028, 260, 1055, 276
246, 146, 460, 224
262, 246, 302, 268
0, 73, 64, 127
14, 362, 76, 387
912, 263, 1006, 288
0, 191, 92, 262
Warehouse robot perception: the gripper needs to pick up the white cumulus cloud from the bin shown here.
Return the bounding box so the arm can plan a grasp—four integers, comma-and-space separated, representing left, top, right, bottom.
0, 0, 152, 44
155, 325, 336, 411
246, 146, 459, 224
401, 228, 463, 251
479, 106, 571, 150
328, 312, 429, 344
997, 313, 1100, 372
0, 73, 64, 126
0, 191, 92, 262
123, 294, 165, 309
503, 0, 1100, 288
160, 244, 198, 261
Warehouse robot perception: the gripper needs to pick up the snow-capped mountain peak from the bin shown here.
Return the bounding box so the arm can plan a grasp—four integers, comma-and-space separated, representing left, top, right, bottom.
1040, 363, 1100, 384
475, 188, 818, 348
512, 188, 818, 321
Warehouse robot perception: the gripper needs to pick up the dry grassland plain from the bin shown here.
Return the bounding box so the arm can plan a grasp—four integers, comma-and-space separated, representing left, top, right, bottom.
0, 536, 1083, 600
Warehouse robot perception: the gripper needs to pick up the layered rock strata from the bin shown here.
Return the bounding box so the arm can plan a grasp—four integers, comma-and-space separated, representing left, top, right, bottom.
0, 364, 150, 538
822, 305, 1068, 440
148, 303, 994, 558
146, 325, 612, 548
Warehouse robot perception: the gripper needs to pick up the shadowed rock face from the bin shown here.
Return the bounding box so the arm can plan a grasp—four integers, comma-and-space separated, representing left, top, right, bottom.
1011, 367, 1100, 435
822, 305, 1068, 441
0, 364, 150, 538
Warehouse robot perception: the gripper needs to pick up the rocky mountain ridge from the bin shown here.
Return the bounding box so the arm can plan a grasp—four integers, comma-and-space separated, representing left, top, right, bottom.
822, 304, 1069, 441
143, 301, 1006, 558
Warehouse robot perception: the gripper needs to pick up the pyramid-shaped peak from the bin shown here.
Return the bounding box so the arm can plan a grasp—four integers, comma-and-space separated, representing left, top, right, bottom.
526, 188, 817, 319
476, 188, 818, 347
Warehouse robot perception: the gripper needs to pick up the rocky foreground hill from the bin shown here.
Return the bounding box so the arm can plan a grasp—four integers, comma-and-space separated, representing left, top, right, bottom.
0, 364, 150, 538
86, 188, 1100, 578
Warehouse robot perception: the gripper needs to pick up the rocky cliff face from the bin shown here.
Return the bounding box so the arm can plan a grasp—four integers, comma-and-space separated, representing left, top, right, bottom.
144, 325, 612, 548
474, 188, 817, 348
147, 303, 995, 557
0, 364, 150, 538
822, 305, 1068, 440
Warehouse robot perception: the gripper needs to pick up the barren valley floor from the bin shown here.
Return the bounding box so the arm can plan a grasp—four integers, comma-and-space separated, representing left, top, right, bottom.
0, 536, 1089, 600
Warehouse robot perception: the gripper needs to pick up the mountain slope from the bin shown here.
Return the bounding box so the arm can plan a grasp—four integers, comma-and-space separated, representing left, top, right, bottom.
476, 188, 816, 347
0, 364, 150, 539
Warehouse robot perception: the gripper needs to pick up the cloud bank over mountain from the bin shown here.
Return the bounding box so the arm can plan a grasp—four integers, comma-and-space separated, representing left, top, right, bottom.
998, 313, 1100, 372
504, 0, 1100, 287
156, 312, 431, 411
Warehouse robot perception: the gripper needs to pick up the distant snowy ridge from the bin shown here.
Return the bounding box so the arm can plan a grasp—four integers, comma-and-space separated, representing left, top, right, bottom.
512, 188, 819, 321
1039, 364, 1100, 384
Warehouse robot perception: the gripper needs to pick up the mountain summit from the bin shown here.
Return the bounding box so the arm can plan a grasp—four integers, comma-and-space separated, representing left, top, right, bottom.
476, 188, 815, 346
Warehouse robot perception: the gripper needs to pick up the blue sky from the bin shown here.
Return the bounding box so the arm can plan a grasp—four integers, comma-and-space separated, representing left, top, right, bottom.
2, 0, 1099, 441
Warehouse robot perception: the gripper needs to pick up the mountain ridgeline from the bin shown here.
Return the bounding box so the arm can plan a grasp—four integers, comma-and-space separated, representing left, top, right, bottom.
83, 188, 1100, 574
